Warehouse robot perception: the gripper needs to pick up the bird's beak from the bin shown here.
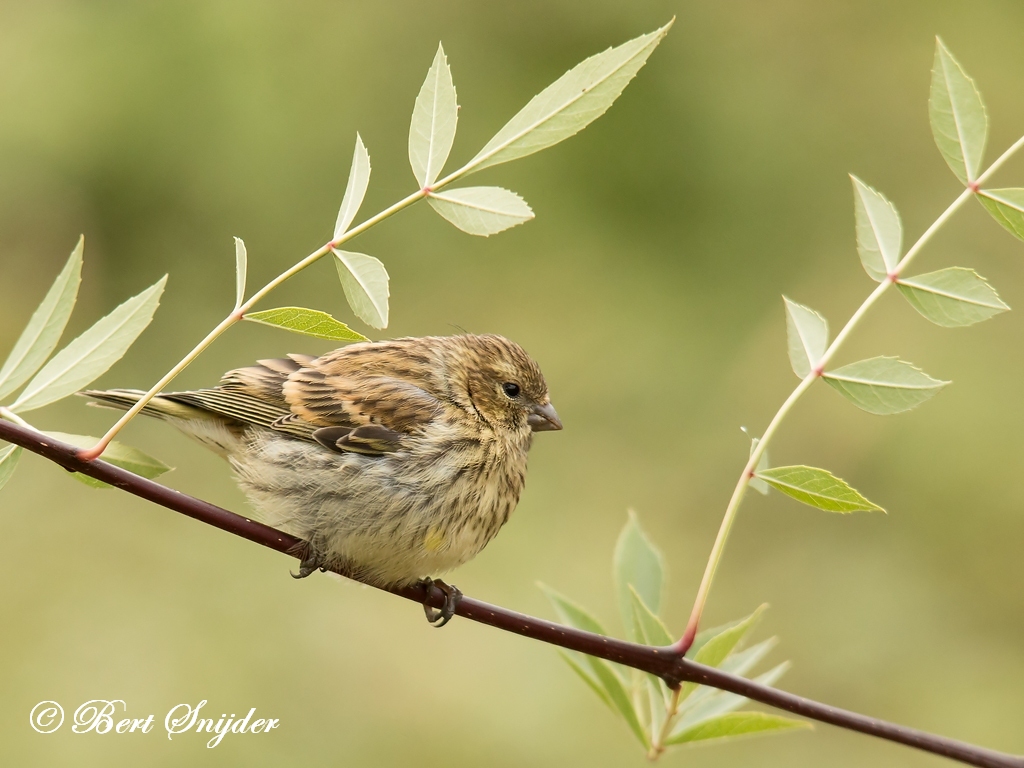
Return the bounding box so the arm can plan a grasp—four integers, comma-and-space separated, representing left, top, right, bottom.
528, 402, 563, 432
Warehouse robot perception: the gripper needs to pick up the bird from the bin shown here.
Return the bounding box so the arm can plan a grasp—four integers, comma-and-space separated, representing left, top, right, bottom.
82, 333, 562, 626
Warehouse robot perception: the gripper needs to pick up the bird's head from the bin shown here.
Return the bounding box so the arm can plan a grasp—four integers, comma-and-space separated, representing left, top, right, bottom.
455, 335, 562, 434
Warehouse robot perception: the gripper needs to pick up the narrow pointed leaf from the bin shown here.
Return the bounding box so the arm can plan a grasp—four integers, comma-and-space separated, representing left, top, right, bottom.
748, 437, 770, 495
613, 511, 664, 636
427, 186, 534, 236
244, 307, 368, 342
692, 604, 766, 670
823, 356, 949, 415
675, 663, 790, 733
409, 44, 458, 187
12, 276, 167, 413
851, 176, 902, 281
930, 38, 987, 185
682, 638, 780, 713
0, 237, 83, 401
233, 237, 247, 308
539, 583, 646, 747
45, 432, 171, 488
556, 650, 613, 708
783, 297, 829, 378
630, 587, 673, 718
679, 605, 767, 702
538, 582, 608, 636
754, 466, 883, 513
588, 656, 648, 747
332, 249, 389, 330
628, 587, 673, 647
665, 711, 809, 746
720, 638, 778, 677
897, 267, 1008, 327
466, 21, 672, 174
334, 134, 372, 239
977, 189, 1024, 242
0, 444, 22, 492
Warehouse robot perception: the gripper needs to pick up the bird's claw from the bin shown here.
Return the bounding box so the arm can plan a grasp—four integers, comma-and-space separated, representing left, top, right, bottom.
290, 555, 326, 580
418, 578, 462, 627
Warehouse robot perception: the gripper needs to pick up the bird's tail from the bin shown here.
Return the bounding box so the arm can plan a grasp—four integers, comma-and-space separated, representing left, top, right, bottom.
79, 389, 216, 422
80, 388, 245, 458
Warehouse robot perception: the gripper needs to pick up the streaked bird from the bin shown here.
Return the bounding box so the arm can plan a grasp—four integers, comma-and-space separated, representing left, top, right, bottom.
83, 334, 561, 625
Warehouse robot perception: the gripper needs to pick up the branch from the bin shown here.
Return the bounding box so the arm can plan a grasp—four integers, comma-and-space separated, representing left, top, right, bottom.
680, 131, 1024, 652
1, 419, 1020, 768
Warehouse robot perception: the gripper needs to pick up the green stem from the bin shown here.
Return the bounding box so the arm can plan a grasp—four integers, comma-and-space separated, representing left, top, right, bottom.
647, 686, 683, 760
0, 406, 32, 429
78, 161, 492, 459
676, 135, 1024, 653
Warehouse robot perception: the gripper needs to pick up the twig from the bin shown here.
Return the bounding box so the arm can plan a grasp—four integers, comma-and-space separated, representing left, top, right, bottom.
679, 133, 1024, 652
0, 420, 1020, 768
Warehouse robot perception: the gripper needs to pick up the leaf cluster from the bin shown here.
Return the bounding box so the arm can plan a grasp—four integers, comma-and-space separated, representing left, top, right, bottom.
541, 514, 807, 759
0, 238, 169, 490
746, 38, 1017, 518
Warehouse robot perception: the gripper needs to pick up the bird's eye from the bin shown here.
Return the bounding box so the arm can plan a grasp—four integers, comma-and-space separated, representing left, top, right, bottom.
502, 382, 521, 398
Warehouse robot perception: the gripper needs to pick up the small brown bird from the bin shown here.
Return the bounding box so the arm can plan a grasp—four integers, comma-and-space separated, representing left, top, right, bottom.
84, 334, 561, 625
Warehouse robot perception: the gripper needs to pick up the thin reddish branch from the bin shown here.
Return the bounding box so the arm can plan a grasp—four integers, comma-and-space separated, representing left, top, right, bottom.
1, 420, 1020, 768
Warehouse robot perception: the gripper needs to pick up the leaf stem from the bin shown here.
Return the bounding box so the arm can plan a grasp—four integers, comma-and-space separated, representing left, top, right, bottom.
79, 182, 444, 460
647, 686, 683, 760
676, 135, 1024, 653
0, 406, 32, 429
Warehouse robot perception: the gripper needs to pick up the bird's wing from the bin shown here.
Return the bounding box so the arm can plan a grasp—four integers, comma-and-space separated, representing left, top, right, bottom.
282, 341, 445, 452
160, 354, 320, 441
164, 344, 446, 455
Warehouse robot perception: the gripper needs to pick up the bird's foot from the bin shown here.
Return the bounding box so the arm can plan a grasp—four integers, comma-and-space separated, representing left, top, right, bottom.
289, 546, 329, 579
417, 578, 462, 628
287, 539, 330, 580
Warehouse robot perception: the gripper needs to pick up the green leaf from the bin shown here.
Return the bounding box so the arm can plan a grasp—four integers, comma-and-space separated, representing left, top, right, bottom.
628, 587, 673, 647
45, 432, 171, 488
675, 662, 790, 733
0, 444, 23, 492
244, 307, 368, 342
977, 188, 1024, 242
613, 511, 664, 637
783, 296, 828, 378
679, 605, 768, 704
409, 44, 458, 188
822, 356, 949, 415
629, 586, 674, 727
335, 134, 372, 239
332, 250, 390, 330
556, 650, 613, 709
466, 21, 672, 174
897, 267, 1008, 327
692, 604, 766, 671
754, 466, 883, 513
929, 38, 987, 186
233, 237, 247, 308
681, 638, 780, 713
851, 176, 902, 281
427, 186, 534, 236
748, 436, 770, 496
0, 237, 83, 401
665, 711, 809, 746
538, 582, 608, 636
719, 637, 778, 677
12, 276, 167, 413
588, 655, 648, 748
538, 583, 647, 747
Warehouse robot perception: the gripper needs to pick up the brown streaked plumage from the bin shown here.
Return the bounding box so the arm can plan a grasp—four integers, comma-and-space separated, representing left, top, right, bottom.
82, 334, 561, 621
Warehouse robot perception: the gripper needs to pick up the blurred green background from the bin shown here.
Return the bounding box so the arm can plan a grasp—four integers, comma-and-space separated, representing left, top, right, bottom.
1, 1, 1023, 765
